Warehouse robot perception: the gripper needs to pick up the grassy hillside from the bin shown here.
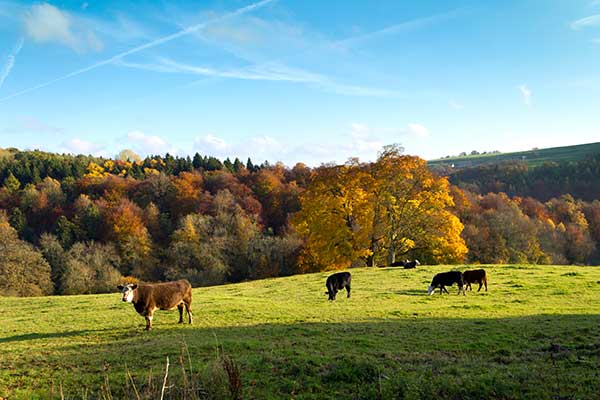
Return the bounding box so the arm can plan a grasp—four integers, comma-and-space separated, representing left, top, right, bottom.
427, 141, 600, 169
1, 265, 600, 399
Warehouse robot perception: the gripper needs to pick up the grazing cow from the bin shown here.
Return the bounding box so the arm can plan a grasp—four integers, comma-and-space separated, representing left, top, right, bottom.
117, 279, 193, 330
427, 271, 465, 296
389, 260, 406, 267
463, 269, 488, 292
325, 272, 351, 301
403, 259, 420, 269
378, 260, 405, 268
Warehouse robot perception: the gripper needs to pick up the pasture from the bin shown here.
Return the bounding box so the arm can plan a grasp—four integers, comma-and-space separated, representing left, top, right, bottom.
1, 265, 599, 399
427, 141, 600, 169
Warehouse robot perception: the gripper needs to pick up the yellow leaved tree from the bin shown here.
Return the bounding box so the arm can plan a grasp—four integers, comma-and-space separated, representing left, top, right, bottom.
292, 145, 467, 271
292, 159, 374, 272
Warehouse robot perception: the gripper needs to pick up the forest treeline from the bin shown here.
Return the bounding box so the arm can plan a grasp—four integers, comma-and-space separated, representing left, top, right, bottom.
1, 146, 599, 296
431, 155, 600, 202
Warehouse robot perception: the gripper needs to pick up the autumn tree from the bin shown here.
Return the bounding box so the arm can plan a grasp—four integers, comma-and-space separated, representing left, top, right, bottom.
3, 172, 21, 193
171, 171, 211, 217
39, 233, 68, 293
103, 197, 156, 279
293, 147, 467, 271
166, 190, 261, 285
166, 213, 229, 286
292, 160, 375, 271
370, 146, 467, 265
61, 241, 122, 294
0, 212, 53, 296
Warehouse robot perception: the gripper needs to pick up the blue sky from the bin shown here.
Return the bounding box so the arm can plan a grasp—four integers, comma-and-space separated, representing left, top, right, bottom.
1, 0, 600, 166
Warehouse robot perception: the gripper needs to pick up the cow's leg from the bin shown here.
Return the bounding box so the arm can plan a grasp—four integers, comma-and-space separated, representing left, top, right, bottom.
145, 313, 153, 331
477, 282, 483, 292
484, 280, 488, 291
185, 302, 193, 324
459, 285, 465, 296
442, 286, 449, 294
177, 304, 184, 323
346, 284, 351, 298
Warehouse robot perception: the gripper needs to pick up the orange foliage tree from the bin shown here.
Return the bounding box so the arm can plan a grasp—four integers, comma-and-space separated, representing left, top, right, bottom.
292, 146, 467, 271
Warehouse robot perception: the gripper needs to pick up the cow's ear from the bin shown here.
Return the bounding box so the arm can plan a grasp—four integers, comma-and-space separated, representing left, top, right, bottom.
131, 284, 138, 290
117, 285, 124, 290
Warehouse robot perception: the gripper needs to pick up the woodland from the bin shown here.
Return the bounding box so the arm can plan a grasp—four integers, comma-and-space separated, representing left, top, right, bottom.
1, 145, 599, 296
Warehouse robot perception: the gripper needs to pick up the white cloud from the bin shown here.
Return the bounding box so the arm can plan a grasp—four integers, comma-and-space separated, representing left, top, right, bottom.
0, 37, 23, 90
518, 84, 532, 106
193, 134, 287, 160
194, 134, 230, 153
347, 123, 383, 153
571, 14, 600, 30
189, 123, 427, 167
126, 130, 179, 155
61, 137, 105, 155
407, 123, 429, 137
249, 135, 285, 154
23, 3, 103, 52
449, 100, 464, 110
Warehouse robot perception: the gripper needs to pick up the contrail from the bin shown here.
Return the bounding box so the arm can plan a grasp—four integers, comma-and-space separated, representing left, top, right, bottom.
0, 37, 24, 90
0, 0, 276, 102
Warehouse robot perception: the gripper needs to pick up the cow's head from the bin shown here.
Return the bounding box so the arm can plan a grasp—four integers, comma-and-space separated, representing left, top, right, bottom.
427, 285, 435, 296
325, 290, 336, 301
117, 284, 138, 302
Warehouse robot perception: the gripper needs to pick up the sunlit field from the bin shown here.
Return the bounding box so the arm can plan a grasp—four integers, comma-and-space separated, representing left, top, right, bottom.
1, 264, 599, 399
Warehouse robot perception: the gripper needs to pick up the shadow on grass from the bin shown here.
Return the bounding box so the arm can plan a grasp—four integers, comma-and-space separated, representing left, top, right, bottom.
393, 289, 429, 296
0, 328, 115, 343
3, 314, 600, 399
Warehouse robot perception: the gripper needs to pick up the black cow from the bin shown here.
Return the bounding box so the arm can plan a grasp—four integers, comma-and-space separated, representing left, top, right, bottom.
463, 269, 488, 292
389, 260, 406, 267
403, 259, 420, 269
427, 271, 465, 295
325, 272, 351, 301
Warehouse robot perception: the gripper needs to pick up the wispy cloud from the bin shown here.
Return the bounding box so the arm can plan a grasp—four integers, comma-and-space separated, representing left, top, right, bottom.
571, 14, 600, 30
161, 9, 456, 98
0, 37, 23, 90
118, 57, 322, 82
0, 0, 276, 102
118, 57, 402, 97
518, 84, 532, 106
449, 100, 464, 110
23, 3, 103, 52
335, 10, 460, 49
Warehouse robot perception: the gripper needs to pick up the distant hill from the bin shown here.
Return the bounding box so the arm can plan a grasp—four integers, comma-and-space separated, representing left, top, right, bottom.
427, 142, 600, 169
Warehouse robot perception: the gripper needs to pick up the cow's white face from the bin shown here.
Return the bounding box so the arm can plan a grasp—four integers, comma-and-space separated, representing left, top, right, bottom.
117, 284, 138, 303
427, 285, 434, 296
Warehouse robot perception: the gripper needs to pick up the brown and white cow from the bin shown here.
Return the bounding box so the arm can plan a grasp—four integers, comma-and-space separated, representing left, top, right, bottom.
118, 279, 193, 330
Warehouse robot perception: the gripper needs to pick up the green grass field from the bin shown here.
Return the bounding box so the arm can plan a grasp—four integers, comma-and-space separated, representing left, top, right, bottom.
1, 265, 600, 399
427, 141, 600, 169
